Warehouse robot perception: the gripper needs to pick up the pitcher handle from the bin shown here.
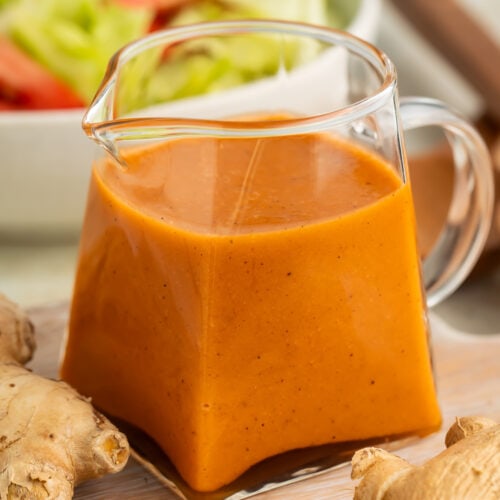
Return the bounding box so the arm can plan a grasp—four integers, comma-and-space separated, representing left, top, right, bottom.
399, 97, 494, 307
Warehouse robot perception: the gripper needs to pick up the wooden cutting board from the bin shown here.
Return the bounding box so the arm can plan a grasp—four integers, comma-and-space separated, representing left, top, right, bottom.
27, 303, 500, 499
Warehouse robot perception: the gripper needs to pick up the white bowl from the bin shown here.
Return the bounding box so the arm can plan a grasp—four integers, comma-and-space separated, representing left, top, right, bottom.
0, 110, 98, 240
0, 0, 381, 241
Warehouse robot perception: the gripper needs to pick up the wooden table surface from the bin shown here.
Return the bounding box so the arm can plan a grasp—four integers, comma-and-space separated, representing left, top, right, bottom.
28, 303, 500, 499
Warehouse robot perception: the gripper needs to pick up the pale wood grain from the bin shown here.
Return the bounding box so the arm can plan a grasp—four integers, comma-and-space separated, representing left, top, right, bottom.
27, 303, 500, 499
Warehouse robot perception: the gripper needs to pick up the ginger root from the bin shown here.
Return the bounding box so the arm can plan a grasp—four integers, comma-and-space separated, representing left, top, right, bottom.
0, 293, 130, 499
351, 416, 499, 499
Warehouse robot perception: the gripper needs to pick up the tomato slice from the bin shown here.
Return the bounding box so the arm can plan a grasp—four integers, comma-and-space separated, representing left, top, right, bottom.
0, 38, 85, 111
115, 0, 193, 31
116, 0, 191, 9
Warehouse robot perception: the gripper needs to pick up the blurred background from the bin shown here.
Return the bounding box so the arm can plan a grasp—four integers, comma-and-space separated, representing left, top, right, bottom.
0, 0, 498, 332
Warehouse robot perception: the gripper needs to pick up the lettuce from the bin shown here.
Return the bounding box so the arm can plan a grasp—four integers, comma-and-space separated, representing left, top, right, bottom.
116, 0, 337, 113
0, 0, 152, 102
0, 0, 356, 110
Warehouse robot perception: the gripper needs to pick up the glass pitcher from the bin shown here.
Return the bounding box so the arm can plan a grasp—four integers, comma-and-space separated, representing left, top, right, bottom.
61, 20, 493, 498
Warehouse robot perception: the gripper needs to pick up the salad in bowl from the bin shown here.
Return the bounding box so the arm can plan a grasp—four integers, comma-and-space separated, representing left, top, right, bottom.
0, 0, 380, 238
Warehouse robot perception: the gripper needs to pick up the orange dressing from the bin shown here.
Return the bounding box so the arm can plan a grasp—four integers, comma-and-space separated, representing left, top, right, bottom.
61, 130, 441, 492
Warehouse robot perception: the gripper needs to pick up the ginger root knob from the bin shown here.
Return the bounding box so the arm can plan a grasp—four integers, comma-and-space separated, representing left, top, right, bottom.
351, 416, 500, 499
444, 415, 497, 447
0, 293, 130, 499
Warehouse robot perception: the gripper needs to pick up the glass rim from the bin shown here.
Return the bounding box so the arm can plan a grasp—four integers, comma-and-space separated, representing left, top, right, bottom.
83, 19, 397, 139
